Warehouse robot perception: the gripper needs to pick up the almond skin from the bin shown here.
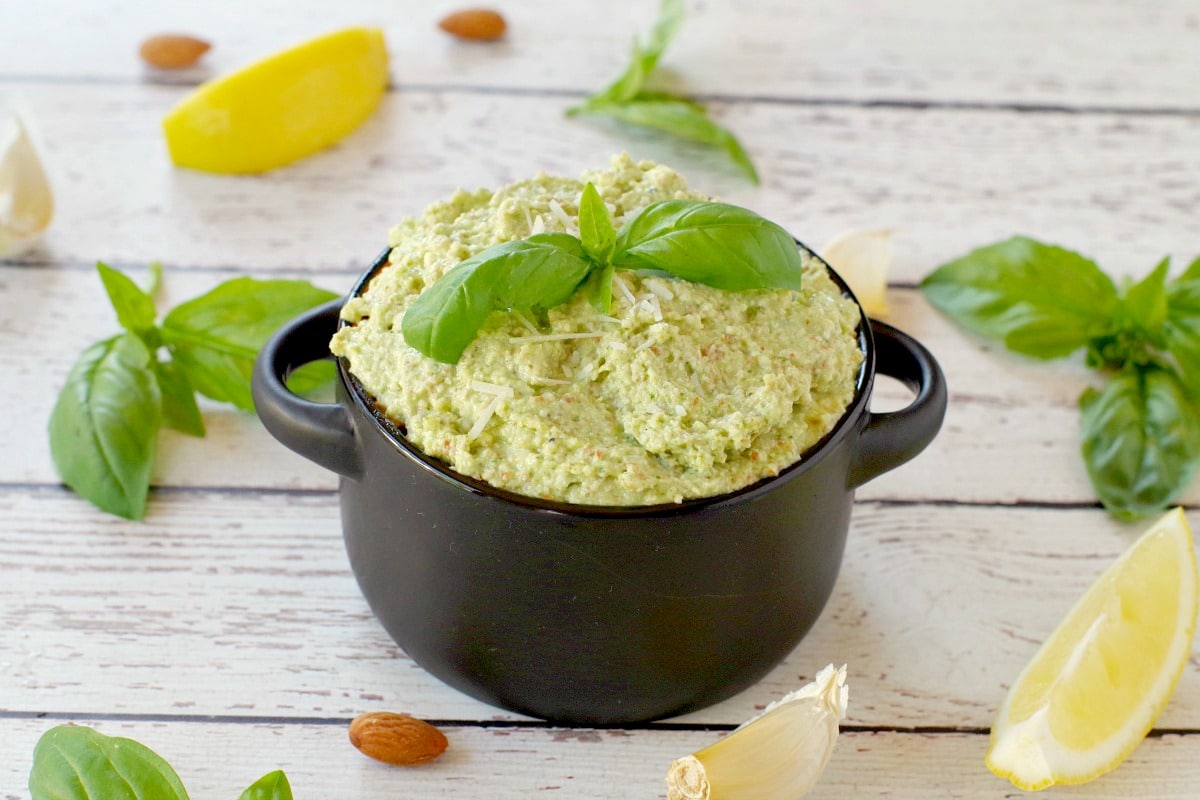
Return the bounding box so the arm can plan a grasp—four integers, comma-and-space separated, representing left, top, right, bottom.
139, 34, 211, 69
348, 712, 449, 766
438, 8, 507, 41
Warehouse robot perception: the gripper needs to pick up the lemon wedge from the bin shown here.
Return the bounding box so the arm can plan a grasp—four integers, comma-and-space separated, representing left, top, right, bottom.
163, 27, 388, 174
986, 507, 1198, 790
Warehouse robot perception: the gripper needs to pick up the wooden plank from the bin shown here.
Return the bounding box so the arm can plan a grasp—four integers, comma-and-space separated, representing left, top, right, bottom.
2, 0, 1199, 109
6, 266, 1195, 506
5, 83, 1199, 280
3, 492, 1197, 728
2, 719, 1198, 799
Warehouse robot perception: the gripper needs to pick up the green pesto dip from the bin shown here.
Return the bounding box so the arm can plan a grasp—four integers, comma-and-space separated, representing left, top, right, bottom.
330, 155, 864, 505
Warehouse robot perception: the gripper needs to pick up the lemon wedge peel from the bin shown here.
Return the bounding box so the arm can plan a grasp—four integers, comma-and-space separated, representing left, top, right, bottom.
665, 663, 848, 800
0, 95, 54, 257
819, 228, 893, 318
986, 507, 1199, 791
163, 27, 388, 174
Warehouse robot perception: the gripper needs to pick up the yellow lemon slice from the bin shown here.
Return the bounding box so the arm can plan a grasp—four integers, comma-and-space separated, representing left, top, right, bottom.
986, 507, 1198, 790
163, 27, 387, 174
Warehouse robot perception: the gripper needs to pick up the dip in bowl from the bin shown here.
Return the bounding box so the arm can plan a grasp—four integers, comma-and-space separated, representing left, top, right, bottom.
253, 157, 946, 724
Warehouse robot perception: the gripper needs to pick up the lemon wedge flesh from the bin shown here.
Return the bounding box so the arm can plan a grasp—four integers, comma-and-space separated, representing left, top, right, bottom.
986, 507, 1198, 790
819, 229, 892, 318
163, 27, 387, 174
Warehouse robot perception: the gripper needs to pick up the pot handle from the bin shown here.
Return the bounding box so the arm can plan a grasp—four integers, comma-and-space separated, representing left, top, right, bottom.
848, 320, 947, 489
251, 299, 362, 479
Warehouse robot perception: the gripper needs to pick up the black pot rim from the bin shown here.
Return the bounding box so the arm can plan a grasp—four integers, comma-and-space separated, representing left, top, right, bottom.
336, 241, 876, 519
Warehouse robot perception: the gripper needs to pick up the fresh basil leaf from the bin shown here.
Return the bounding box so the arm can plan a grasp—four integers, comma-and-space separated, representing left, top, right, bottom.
1166, 272, 1200, 396
585, 98, 759, 184
920, 236, 1119, 359
402, 233, 594, 363
161, 278, 337, 411
1117, 256, 1169, 345
578, 181, 615, 264
570, 0, 684, 108
97, 262, 157, 335
613, 200, 801, 291
285, 359, 338, 400
154, 359, 205, 437
145, 260, 163, 296
48, 333, 162, 520
584, 262, 615, 314
237, 769, 293, 800
29, 725, 189, 800
1179, 255, 1200, 283
1079, 365, 1200, 520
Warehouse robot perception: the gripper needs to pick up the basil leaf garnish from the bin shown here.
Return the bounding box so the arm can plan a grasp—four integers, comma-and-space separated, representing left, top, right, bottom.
1116, 256, 1169, 345
238, 769, 293, 800
29, 725, 190, 800
1080, 365, 1200, 520
48, 333, 162, 520
613, 199, 801, 290
921, 236, 1119, 359
162, 277, 338, 411
1165, 266, 1200, 397
578, 182, 615, 264
402, 232, 594, 364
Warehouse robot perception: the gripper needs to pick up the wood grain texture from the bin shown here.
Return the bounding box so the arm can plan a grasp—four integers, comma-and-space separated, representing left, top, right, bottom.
5, 82, 1198, 280
2, 719, 1199, 800
3, 490, 1197, 729
2, 0, 1199, 109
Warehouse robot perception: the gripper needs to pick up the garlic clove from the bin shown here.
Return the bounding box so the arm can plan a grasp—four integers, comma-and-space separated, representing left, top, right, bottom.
819, 229, 893, 318
0, 96, 54, 258
666, 664, 848, 800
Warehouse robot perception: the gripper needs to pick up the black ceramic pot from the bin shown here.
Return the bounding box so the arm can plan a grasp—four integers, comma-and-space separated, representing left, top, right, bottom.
252, 248, 947, 725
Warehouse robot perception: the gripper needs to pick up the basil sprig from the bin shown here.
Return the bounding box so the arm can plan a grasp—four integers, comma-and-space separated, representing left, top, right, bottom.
566, 0, 759, 184
921, 237, 1200, 519
401, 183, 803, 364
29, 725, 292, 800
48, 262, 337, 519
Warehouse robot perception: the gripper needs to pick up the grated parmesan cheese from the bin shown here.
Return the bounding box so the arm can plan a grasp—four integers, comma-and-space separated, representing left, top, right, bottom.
470, 379, 515, 398
509, 331, 606, 344
645, 279, 675, 301
530, 374, 571, 386
467, 394, 505, 440
530, 214, 546, 235
548, 199, 575, 232
516, 312, 540, 336
611, 273, 636, 306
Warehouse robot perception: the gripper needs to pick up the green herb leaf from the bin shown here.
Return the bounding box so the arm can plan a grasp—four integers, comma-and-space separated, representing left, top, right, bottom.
162, 278, 338, 411
584, 262, 616, 314
402, 233, 594, 363
566, 0, 758, 183
238, 769, 293, 800
97, 262, 157, 335
286, 359, 339, 399
920, 236, 1119, 359
29, 725, 189, 800
613, 199, 801, 290
570, 0, 684, 108
154, 359, 205, 437
1079, 365, 1200, 520
578, 182, 616, 264
1180, 255, 1200, 283
1165, 269, 1200, 396
586, 98, 759, 184
48, 333, 162, 520
1117, 256, 1170, 345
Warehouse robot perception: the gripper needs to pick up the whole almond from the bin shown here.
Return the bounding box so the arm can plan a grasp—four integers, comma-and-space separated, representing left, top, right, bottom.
139, 34, 211, 69
438, 8, 507, 41
348, 712, 449, 766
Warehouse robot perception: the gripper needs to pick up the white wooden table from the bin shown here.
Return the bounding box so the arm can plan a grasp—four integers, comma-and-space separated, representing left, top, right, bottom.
3, 2, 1199, 796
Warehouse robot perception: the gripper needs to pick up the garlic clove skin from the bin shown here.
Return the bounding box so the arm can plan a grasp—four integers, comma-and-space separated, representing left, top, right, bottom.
819, 229, 893, 318
666, 664, 848, 800
0, 96, 54, 258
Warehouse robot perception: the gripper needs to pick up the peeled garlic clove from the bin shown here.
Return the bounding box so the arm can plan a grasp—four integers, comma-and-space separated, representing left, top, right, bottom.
0, 96, 54, 258
666, 664, 848, 800
820, 229, 893, 318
